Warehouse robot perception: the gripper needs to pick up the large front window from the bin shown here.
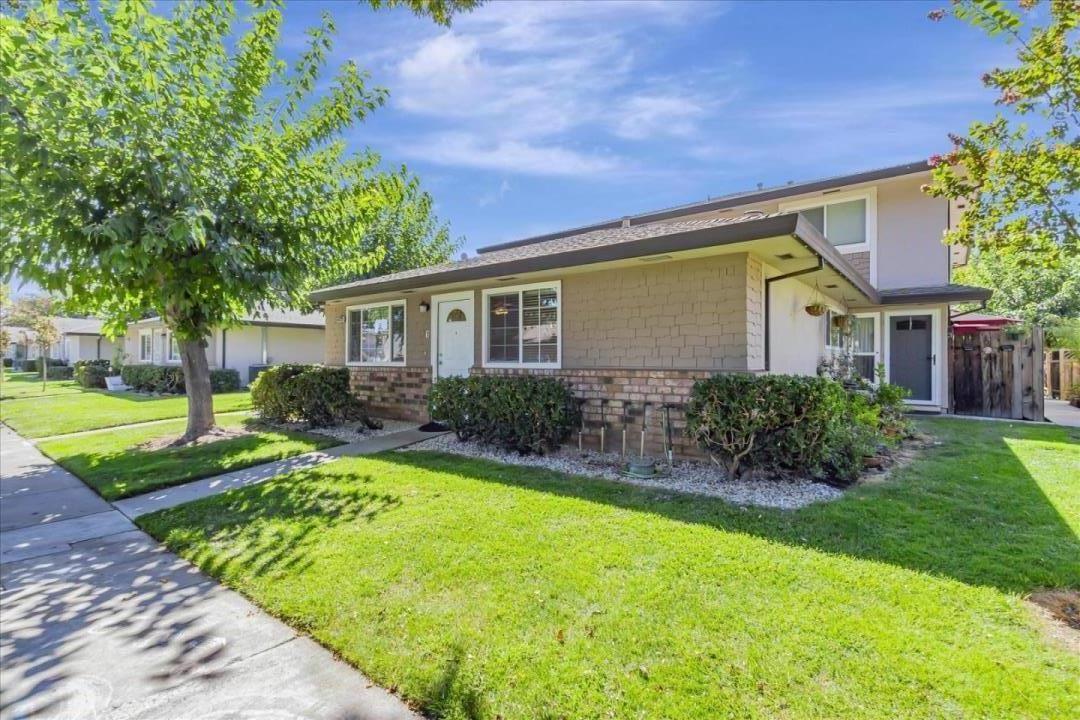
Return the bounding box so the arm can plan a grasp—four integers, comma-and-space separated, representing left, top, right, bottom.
484, 282, 560, 367
347, 301, 406, 365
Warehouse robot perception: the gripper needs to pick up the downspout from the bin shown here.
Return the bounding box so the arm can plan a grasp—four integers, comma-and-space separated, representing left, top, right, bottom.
764, 257, 824, 372
221, 329, 227, 368
96, 337, 101, 360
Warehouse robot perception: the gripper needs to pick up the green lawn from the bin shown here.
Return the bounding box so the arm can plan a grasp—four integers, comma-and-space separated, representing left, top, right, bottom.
39, 414, 341, 501
142, 418, 1079, 720
0, 371, 84, 400
0, 385, 252, 438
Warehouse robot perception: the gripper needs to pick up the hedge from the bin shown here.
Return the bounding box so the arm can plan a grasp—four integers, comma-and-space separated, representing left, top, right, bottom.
121, 365, 185, 394
22, 358, 67, 374
3, 358, 11, 367
251, 364, 378, 428
74, 359, 114, 388
686, 374, 883, 487
210, 368, 241, 393
429, 375, 581, 455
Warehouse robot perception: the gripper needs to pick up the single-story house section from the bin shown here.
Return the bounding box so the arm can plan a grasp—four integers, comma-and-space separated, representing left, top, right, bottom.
3, 317, 117, 365
123, 309, 325, 386
309, 161, 991, 458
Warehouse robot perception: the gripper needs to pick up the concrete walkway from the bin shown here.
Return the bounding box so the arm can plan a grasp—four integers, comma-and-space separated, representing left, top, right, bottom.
113, 427, 436, 518
0, 425, 420, 719
1043, 398, 1080, 428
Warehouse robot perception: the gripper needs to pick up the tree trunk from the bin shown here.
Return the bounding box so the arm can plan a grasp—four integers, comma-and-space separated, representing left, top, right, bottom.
179, 337, 215, 440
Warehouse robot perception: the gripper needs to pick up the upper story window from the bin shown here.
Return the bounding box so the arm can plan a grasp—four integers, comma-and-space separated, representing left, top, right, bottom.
483, 281, 560, 368
780, 188, 876, 255
347, 300, 406, 366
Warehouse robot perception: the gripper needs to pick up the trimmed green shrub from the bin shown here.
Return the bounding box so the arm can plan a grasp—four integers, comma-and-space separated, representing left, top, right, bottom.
251, 364, 377, 428
3, 358, 11, 367
686, 374, 879, 486
429, 375, 581, 455
209, 368, 241, 393
22, 358, 66, 374
74, 359, 114, 388
121, 364, 185, 394
44, 365, 75, 380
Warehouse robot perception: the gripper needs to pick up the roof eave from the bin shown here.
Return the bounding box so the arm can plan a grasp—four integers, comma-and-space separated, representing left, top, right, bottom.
310, 214, 805, 303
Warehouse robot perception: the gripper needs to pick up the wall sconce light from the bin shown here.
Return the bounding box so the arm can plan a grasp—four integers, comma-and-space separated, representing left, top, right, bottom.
419, 300, 430, 313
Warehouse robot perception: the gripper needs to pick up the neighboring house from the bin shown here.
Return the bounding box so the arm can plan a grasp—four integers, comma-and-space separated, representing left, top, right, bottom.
309, 160, 990, 455
951, 312, 1019, 334
122, 309, 325, 386
3, 317, 117, 364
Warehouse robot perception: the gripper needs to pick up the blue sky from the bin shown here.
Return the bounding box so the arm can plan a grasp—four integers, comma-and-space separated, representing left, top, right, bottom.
9, 0, 1012, 297
278, 0, 1009, 255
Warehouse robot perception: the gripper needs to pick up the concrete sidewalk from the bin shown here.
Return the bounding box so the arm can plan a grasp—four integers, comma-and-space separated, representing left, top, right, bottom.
1043, 398, 1080, 428
0, 425, 419, 719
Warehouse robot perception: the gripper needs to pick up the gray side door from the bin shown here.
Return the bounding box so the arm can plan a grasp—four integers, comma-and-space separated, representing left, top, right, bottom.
889, 314, 933, 401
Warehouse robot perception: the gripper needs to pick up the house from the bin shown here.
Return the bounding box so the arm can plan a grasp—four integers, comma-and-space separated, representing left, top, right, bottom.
309, 160, 990, 456
122, 309, 325, 386
3, 317, 117, 365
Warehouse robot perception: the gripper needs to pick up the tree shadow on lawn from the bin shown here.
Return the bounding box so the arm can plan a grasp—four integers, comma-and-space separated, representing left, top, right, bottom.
141, 470, 403, 583
50, 420, 339, 501
379, 422, 1079, 596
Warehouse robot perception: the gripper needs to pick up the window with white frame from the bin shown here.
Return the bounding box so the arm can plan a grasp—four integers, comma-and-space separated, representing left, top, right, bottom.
347, 301, 406, 365
166, 333, 180, 363
139, 331, 152, 362
824, 310, 844, 350
484, 282, 560, 366
780, 189, 875, 253
850, 315, 878, 382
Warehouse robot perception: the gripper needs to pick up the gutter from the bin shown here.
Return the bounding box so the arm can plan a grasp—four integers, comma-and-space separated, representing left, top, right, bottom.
764, 258, 823, 372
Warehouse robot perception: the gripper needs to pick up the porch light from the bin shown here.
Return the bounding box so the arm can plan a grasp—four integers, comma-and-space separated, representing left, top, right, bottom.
419, 300, 430, 313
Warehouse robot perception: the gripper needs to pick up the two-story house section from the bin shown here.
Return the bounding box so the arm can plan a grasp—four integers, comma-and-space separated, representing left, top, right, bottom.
308, 160, 989, 453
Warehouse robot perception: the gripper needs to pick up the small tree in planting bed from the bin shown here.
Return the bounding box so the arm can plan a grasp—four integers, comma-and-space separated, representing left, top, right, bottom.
1, 1, 471, 442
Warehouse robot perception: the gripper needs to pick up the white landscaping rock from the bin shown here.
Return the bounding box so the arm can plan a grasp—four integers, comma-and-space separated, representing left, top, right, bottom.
270, 418, 418, 443
400, 433, 844, 510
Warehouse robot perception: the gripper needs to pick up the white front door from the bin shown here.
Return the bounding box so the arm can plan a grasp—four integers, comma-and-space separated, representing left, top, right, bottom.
435, 296, 474, 378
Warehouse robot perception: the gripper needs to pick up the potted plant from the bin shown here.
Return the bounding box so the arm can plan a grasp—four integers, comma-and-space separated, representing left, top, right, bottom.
805, 302, 827, 317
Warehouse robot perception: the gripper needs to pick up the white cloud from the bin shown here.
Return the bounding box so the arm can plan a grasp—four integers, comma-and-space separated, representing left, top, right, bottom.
398, 133, 626, 177
382, 0, 732, 176
477, 179, 512, 207
613, 94, 708, 140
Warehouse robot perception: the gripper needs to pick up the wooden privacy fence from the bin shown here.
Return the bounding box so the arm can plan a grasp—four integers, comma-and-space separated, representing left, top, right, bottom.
1044, 349, 1079, 401
950, 327, 1044, 420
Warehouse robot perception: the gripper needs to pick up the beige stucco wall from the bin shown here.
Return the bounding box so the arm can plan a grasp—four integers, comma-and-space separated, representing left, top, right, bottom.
324, 252, 765, 373
767, 275, 829, 376
874, 179, 950, 289
654, 173, 950, 291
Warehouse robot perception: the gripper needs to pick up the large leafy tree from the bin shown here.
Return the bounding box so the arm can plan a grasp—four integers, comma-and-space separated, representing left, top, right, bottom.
1, 0, 470, 440
925, 0, 1078, 267
954, 249, 1080, 324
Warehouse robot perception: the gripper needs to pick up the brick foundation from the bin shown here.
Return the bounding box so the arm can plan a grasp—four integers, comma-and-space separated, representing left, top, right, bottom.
348, 366, 432, 422
472, 367, 736, 459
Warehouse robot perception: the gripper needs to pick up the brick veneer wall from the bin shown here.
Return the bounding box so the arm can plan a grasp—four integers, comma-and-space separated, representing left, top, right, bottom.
348, 366, 432, 422
472, 366, 749, 460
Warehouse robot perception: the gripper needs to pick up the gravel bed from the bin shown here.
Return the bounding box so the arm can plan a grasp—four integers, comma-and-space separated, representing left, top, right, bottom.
400, 433, 845, 509
270, 418, 418, 443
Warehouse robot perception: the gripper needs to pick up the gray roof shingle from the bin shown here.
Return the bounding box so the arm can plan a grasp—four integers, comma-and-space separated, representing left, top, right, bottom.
310, 211, 880, 302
